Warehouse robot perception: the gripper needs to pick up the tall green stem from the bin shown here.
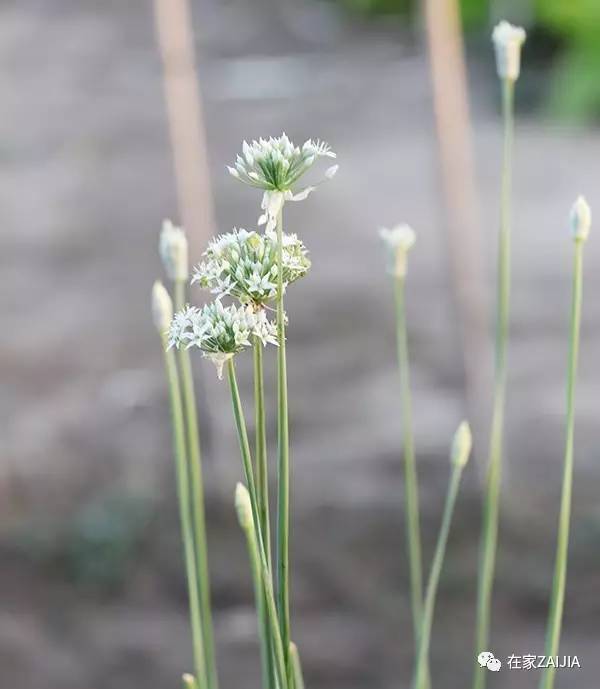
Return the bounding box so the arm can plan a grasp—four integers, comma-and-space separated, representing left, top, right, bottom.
161, 340, 207, 689
228, 358, 287, 689
413, 463, 465, 689
253, 337, 272, 566
244, 498, 277, 689
275, 208, 291, 668
253, 336, 275, 689
239, 490, 289, 689
226, 359, 268, 561
175, 280, 218, 689
393, 275, 425, 650
540, 241, 585, 689
473, 77, 514, 689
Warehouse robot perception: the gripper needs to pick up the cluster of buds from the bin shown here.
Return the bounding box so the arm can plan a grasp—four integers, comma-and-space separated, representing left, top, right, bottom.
155, 133, 336, 376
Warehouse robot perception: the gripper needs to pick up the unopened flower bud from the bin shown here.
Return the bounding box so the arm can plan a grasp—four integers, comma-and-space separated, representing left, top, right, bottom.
492, 21, 526, 82
235, 483, 253, 530
152, 281, 173, 333
379, 224, 416, 278
451, 421, 472, 468
182, 674, 197, 689
159, 219, 189, 281
570, 196, 591, 243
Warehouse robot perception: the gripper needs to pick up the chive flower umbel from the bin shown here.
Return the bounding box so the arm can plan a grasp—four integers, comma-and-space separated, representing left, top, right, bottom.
168, 301, 278, 378
228, 133, 338, 231
192, 228, 310, 306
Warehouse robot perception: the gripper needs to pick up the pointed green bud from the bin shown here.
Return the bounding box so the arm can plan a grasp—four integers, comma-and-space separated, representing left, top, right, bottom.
451, 421, 472, 468
152, 281, 173, 333
570, 196, 591, 243
235, 482, 253, 530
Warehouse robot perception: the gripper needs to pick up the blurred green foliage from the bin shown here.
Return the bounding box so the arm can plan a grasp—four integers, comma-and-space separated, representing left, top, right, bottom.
15, 493, 151, 591
64, 494, 150, 588
535, 0, 600, 120
339, 0, 412, 16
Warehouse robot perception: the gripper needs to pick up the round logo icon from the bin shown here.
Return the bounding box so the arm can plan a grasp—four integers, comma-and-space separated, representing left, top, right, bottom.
477, 651, 502, 672
478, 652, 494, 667
487, 657, 502, 672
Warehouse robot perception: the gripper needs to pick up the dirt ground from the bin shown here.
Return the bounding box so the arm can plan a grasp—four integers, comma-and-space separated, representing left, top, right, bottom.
2, 1, 600, 688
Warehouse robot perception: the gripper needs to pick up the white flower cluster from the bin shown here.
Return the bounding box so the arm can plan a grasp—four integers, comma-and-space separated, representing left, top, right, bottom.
192, 228, 310, 305
228, 134, 336, 192
228, 133, 338, 231
168, 301, 278, 378
161, 134, 336, 376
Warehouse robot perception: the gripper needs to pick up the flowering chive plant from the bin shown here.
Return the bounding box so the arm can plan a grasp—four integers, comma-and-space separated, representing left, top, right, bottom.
155, 132, 336, 689
151, 22, 590, 689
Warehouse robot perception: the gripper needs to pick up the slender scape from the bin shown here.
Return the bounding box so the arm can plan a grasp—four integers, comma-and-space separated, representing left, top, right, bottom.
394, 273, 425, 650
473, 76, 515, 689
236, 483, 289, 689
253, 335, 275, 689
174, 279, 218, 689
276, 208, 292, 670
540, 201, 589, 689
413, 422, 472, 689
161, 335, 207, 688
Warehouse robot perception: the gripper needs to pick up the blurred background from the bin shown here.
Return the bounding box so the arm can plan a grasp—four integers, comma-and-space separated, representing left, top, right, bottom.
2, 0, 600, 687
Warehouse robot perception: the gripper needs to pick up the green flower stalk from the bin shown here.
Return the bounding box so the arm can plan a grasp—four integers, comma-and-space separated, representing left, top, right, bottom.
380, 225, 426, 664
169, 287, 279, 686
228, 134, 337, 674
235, 482, 289, 689
160, 221, 218, 689
190, 220, 313, 689
473, 22, 525, 689
540, 197, 591, 689
413, 422, 472, 689
253, 334, 275, 689
275, 206, 292, 669
153, 281, 207, 689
